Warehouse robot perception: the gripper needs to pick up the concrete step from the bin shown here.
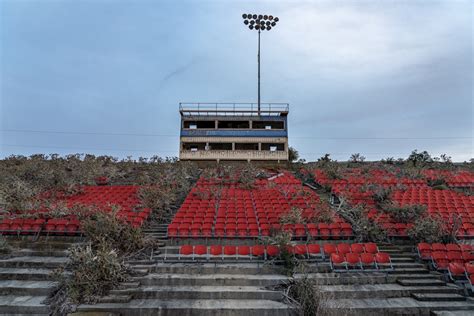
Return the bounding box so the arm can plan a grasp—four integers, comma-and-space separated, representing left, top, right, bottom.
390, 273, 444, 280
431, 310, 474, 316
390, 257, 417, 263
10, 249, 68, 258
0, 268, 57, 281
299, 273, 390, 285
134, 273, 288, 287
117, 282, 141, 290
110, 285, 283, 300
391, 262, 425, 269
97, 295, 132, 304
397, 279, 447, 287
323, 297, 474, 316
6, 240, 79, 251
0, 295, 50, 314
77, 299, 291, 316
0, 280, 57, 296
388, 268, 430, 274
411, 293, 466, 302
0, 256, 67, 269
137, 263, 287, 275
318, 284, 461, 299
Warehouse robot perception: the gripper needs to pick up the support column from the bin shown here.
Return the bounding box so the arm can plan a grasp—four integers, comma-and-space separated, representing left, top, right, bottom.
249, 120, 253, 129
215, 120, 218, 129
232, 143, 235, 151
258, 143, 262, 151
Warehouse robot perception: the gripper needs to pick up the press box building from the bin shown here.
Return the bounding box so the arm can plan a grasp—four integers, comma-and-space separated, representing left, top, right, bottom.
179, 103, 289, 162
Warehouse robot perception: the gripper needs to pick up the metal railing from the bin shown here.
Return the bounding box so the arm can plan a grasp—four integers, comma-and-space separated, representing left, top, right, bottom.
179, 102, 289, 116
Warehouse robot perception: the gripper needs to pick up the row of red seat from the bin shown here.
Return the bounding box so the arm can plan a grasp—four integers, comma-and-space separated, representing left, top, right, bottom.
417, 243, 474, 271
2, 185, 151, 234
330, 252, 393, 271
177, 242, 385, 263
168, 222, 353, 239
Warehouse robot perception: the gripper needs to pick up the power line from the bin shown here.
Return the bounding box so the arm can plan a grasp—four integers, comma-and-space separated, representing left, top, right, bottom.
0, 129, 176, 138
1, 129, 472, 140
1, 144, 177, 153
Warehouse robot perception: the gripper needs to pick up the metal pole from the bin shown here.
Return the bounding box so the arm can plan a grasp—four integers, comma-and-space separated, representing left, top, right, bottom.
258, 29, 261, 115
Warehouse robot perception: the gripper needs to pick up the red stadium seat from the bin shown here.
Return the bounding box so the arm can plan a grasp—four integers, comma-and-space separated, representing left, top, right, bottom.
432, 243, 447, 252
448, 262, 466, 283
251, 245, 265, 258
194, 245, 208, 259
293, 244, 308, 257
350, 243, 365, 254
417, 243, 432, 260
337, 243, 351, 255
345, 253, 361, 269
266, 245, 280, 258
360, 253, 376, 270
447, 251, 464, 264
210, 245, 223, 260
307, 244, 322, 258
375, 252, 393, 270
179, 245, 193, 260
323, 243, 337, 257
330, 253, 346, 271
224, 245, 237, 258
431, 251, 449, 270
237, 245, 250, 258
364, 243, 379, 254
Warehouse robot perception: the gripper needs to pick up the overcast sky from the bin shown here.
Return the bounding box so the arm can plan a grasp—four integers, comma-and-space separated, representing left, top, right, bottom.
1, 0, 472, 161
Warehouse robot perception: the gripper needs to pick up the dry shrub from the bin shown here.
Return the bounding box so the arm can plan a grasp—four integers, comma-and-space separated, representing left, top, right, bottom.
407, 216, 448, 243
79, 209, 145, 255
48, 207, 146, 314
286, 275, 333, 316
265, 230, 298, 276
280, 207, 306, 225
0, 176, 40, 212
50, 242, 128, 312
237, 163, 258, 189
0, 235, 11, 255
338, 202, 388, 243
309, 200, 334, 224
381, 203, 426, 224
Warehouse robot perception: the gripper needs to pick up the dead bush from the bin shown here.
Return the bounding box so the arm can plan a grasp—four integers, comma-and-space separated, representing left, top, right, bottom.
51, 242, 128, 309
280, 207, 306, 225
381, 203, 426, 224
338, 202, 388, 243
407, 216, 448, 243
79, 208, 145, 255
0, 235, 11, 256
285, 275, 333, 316
265, 230, 298, 276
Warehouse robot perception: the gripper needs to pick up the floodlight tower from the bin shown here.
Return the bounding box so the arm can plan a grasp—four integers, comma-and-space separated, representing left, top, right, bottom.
242, 13, 279, 115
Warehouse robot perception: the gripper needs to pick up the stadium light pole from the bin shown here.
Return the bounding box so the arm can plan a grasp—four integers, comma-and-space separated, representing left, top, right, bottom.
242, 14, 279, 115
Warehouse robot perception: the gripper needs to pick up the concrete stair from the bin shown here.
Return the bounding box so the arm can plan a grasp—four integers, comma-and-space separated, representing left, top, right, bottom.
78, 299, 291, 316
323, 297, 474, 316
0, 238, 75, 315
77, 259, 292, 315
411, 293, 466, 302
